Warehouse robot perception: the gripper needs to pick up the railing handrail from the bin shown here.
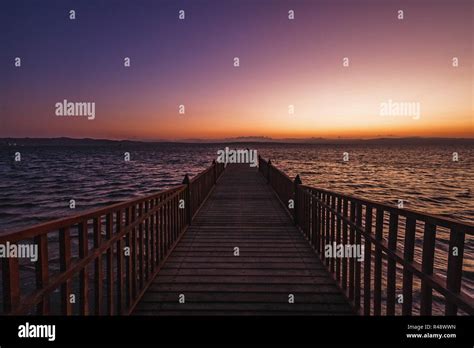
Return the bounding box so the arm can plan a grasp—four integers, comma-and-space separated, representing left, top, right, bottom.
0, 160, 226, 316
258, 156, 474, 316
300, 185, 474, 234
258, 157, 474, 234
308, 188, 474, 314
0, 185, 187, 242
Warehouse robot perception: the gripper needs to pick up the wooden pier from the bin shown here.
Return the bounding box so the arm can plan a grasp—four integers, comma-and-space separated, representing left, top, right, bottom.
133, 164, 353, 315
1, 158, 473, 316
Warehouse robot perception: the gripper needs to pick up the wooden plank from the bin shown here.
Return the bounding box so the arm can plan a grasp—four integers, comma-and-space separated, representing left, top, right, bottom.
148, 283, 344, 293
158, 268, 328, 276
135, 302, 353, 313
170, 250, 316, 257
135, 310, 354, 316
163, 262, 324, 269
140, 292, 349, 303
153, 275, 336, 284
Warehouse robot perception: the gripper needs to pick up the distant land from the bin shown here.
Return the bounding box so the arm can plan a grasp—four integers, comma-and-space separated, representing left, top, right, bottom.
0, 136, 473, 147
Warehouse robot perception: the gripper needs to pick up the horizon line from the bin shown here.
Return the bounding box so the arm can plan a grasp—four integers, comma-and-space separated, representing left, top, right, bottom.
1, 135, 474, 144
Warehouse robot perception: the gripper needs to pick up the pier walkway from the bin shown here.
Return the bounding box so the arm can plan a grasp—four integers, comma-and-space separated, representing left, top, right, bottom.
133, 164, 353, 315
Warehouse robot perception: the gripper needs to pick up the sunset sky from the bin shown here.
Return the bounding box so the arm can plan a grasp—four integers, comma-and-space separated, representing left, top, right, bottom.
0, 0, 472, 140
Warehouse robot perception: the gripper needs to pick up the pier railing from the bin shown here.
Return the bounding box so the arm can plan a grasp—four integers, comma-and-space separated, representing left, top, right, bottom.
0, 161, 224, 315
258, 156, 474, 316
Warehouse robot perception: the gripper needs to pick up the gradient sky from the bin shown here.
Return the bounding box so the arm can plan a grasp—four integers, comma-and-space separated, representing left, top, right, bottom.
0, 0, 472, 140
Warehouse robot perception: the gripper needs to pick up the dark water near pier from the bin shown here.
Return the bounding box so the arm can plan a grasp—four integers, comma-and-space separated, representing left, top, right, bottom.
0, 141, 472, 314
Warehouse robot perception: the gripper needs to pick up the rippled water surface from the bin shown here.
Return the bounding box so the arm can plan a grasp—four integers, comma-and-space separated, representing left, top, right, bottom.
2, 143, 471, 231
0, 142, 472, 314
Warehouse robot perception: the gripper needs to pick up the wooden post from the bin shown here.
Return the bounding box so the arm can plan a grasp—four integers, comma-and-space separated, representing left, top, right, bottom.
183, 174, 192, 225
386, 213, 399, 315
212, 160, 217, 184
402, 217, 416, 315
267, 159, 272, 184
420, 223, 436, 315
78, 222, 89, 315
93, 217, 103, 315
2, 257, 20, 313
34, 234, 49, 314
105, 213, 115, 315
445, 229, 465, 315
59, 227, 72, 315
293, 174, 302, 225
373, 208, 384, 315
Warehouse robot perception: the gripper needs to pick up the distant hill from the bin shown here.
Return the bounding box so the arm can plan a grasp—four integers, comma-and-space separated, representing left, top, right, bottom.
0, 137, 141, 147
180, 136, 474, 145
1, 136, 473, 146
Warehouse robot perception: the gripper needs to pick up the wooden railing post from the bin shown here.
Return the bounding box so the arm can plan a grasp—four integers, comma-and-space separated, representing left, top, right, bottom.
293, 174, 302, 225
78, 222, 89, 315
34, 234, 49, 314
59, 227, 72, 315
267, 159, 272, 184
445, 228, 465, 315
212, 160, 217, 184
2, 257, 20, 313
183, 174, 192, 225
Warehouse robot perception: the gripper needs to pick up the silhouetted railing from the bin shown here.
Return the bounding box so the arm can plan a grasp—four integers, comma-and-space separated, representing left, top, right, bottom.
0, 161, 224, 315
258, 156, 474, 316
